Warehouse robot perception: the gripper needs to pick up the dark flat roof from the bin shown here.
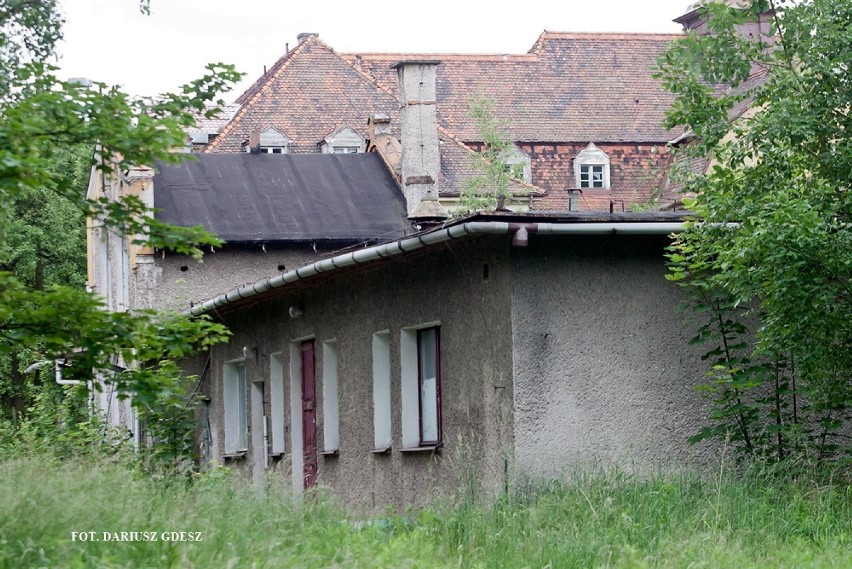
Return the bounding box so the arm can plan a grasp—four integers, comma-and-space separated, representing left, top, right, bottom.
154, 153, 411, 243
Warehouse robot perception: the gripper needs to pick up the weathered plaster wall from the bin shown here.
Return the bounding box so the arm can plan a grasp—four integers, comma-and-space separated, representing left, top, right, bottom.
206, 237, 515, 511
148, 244, 339, 311
510, 235, 715, 477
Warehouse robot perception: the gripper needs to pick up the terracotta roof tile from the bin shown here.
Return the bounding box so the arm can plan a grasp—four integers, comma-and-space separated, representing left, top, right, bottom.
342, 32, 682, 143
206, 37, 401, 154
206, 32, 684, 210
437, 128, 539, 197
190, 103, 241, 134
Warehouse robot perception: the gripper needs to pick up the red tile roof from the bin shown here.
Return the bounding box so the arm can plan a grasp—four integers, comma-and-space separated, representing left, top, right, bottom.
205, 37, 401, 154
342, 31, 683, 143
206, 32, 689, 211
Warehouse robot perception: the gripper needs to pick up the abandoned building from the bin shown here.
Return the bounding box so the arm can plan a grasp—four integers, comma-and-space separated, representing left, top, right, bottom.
85, 3, 775, 506
187, 211, 715, 508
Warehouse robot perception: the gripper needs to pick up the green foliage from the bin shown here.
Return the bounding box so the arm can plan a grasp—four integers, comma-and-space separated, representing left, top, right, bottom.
658, 0, 852, 461
0, 0, 238, 463
457, 98, 525, 214
0, 384, 124, 459
2, 456, 850, 568
134, 364, 203, 478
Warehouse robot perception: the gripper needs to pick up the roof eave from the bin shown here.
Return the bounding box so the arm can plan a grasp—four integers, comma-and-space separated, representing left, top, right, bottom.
187, 212, 699, 318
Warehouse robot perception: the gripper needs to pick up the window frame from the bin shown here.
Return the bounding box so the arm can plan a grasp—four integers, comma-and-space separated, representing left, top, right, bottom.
579, 164, 605, 188
573, 142, 611, 189
416, 326, 442, 447
223, 359, 248, 456
400, 323, 443, 451
372, 331, 392, 453
504, 144, 532, 183
321, 340, 340, 454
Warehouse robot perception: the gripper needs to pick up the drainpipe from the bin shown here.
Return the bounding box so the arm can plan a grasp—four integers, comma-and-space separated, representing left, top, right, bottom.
188, 220, 700, 317
54, 358, 84, 385
24, 359, 84, 385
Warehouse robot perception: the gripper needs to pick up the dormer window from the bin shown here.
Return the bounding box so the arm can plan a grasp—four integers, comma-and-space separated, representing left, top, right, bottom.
320, 125, 365, 154
504, 144, 532, 183
573, 143, 611, 189
580, 165, 604, 188
244, 125, 291, 154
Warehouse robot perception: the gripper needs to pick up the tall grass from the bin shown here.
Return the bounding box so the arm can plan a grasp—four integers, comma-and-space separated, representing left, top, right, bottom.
1, 455, 850, 568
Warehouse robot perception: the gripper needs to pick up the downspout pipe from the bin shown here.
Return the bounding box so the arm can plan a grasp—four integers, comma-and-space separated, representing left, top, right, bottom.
54, 358, 84, 385
24, 359, 85, 385
188, 221, 692, 317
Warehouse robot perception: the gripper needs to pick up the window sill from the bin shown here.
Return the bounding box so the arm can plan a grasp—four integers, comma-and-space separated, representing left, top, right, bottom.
320, 449, 339, 457
370, 447, 391, 455
399, 445, 441, 453
222, 450, 247, 460
268, 451, 284, 458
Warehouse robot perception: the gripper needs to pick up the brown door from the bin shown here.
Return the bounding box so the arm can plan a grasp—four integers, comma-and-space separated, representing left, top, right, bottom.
301, 340, 318, 489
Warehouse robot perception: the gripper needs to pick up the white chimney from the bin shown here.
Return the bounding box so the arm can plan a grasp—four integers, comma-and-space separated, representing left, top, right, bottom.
391, 60, 448, 222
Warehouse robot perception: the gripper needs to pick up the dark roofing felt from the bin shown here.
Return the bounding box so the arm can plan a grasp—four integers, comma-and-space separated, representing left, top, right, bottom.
153, 153, 411, 243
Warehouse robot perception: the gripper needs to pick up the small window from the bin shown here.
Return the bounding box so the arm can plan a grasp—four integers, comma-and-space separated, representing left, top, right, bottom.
372, 331, 392, 451
269, 353, 286, 455
504, 144, 532, 183
243, 125, 292, 154
417, 327, 441, 445
322, 341, 339, 452
580, 164, 604, 188
320, 125, 365, 154
223, 361, 248, 454
573, 142, 611, 189
400, 324, 442, 449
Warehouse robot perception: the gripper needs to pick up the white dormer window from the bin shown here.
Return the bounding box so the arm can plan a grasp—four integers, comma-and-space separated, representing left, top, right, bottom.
580, 165, 604, 188
504, 144, 532, 183
320, 126, 365, 154
244, 125, 291, 154
573, 142, 611, 189
332, 146, 359, 154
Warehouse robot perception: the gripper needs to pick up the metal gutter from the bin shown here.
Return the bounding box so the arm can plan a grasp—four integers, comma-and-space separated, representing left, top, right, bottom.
188, 221, 688, 317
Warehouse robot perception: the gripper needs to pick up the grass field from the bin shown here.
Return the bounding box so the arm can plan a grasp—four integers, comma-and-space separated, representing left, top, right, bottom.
1, 456, 850, 568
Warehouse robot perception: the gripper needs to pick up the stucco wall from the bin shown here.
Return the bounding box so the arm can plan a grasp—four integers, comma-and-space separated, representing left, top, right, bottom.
147, 244, 339, 311
510, 235, 716, 477
206, 237, 515, 511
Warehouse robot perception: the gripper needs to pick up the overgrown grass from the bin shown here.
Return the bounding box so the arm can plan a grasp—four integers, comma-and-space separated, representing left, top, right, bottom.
1, 455, 850, 568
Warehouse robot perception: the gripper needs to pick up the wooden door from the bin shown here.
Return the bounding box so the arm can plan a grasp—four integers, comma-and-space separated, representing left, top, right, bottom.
301, 340, 318, 488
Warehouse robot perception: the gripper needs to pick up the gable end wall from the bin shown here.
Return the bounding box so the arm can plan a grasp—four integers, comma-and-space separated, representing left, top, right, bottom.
510, 234, 717, 477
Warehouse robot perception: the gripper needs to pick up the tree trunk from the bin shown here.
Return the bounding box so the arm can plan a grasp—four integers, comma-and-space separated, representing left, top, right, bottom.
10, 351, 26, 421
34, 258, 44, 291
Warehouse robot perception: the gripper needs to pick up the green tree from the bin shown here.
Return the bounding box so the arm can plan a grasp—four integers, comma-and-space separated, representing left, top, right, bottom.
457, 98, 526, 214
0, 0, 236, 450
658, 0, 852, 461
0, 144, 89, 418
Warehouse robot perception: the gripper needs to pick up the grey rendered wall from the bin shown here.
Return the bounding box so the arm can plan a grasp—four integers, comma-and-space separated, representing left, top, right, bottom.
146, 244, 338, 311
206, 237, 514, 511
510, 235, 715, 478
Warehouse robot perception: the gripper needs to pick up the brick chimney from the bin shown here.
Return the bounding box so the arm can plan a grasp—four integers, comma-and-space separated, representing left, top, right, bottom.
391, 60, 448, 222
247, 129, 261, 154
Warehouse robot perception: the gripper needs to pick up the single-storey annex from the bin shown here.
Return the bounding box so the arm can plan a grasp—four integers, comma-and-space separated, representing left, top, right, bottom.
189, 211, 716, 509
